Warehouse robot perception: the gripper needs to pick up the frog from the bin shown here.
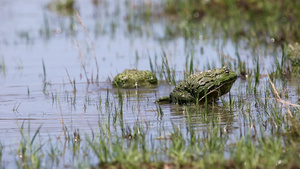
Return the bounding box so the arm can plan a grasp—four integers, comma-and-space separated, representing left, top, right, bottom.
156, 67, 237, 104
287, 43, 300, 66
112, 69, 158, 88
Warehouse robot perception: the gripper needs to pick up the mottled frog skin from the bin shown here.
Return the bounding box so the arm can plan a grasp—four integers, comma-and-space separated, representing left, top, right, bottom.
157, 67, 237, 104
113, 69, 158, 88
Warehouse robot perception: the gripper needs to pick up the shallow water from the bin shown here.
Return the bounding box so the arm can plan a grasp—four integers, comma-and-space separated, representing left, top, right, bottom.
0, 0, 299, 168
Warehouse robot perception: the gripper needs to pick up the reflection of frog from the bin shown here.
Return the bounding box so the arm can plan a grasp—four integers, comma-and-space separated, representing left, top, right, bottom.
169, 104, 236, 132
287, 43, 300, 66
113, 69, 158, 88
157, 67, 237, 104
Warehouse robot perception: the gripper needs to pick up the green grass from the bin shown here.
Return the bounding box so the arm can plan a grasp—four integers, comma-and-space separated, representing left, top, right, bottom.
162, 0, 300, 43
16, 122, 43, 169
127, 0, 300, 51
48, 0, 75, 16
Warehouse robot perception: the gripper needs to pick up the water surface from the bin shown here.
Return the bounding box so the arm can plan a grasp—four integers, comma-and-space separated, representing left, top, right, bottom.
0, 0, 298, 168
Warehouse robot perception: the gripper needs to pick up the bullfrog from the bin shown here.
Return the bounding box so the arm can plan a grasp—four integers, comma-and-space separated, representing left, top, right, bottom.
157, 67, 237, 104
287, 43, 300, 66
113, 69, 158, 88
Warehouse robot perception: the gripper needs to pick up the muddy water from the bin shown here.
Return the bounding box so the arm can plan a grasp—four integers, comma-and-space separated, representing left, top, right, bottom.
0, 0, 295, 167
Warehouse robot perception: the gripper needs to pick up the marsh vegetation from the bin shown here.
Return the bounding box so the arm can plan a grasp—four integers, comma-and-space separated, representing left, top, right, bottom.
0, 0, 300, 168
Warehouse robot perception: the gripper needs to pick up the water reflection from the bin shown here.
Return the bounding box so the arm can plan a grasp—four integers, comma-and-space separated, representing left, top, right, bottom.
169, 103, 236, 128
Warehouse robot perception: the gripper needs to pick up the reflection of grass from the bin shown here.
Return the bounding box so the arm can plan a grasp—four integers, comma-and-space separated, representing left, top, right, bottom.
0, 57, 5, 74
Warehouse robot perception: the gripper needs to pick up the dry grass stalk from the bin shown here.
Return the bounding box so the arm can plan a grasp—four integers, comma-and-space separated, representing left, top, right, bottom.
65, 68, 76, 94
75, 10, 99, 83
266, 73, 294, 118
74, 39, 90, 84
57, 98, 68, 139
216, 50, 236, 61
198, 83, 225, 102
259, 49, 297, 119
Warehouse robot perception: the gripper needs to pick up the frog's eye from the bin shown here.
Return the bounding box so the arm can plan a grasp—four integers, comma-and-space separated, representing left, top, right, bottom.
225, 68, 229, 74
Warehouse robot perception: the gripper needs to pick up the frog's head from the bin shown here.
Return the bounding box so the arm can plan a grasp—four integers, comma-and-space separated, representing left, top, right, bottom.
214, 67, 237, 95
